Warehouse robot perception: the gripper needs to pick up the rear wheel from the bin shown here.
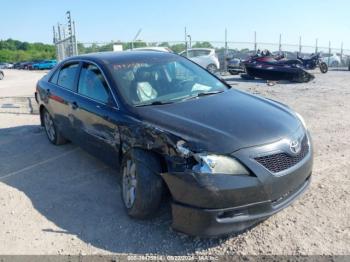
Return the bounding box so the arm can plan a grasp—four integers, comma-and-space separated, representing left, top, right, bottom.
206, 64, 217, 73
121, 149, 164, 219
319, 62, 328, 73
42, 109, 68, 145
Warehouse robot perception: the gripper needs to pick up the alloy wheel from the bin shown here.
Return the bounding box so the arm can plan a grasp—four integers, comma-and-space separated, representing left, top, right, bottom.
44, 111, 56, 142
122, 159, 137, 208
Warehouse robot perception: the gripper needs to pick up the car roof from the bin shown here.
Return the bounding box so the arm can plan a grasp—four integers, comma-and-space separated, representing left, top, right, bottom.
187, 48, 214, 51
65, 51, 179, 64
125, 47, 172, 52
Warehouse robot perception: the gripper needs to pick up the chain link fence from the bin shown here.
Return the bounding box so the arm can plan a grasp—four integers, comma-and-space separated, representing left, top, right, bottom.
74, 40, 350, 71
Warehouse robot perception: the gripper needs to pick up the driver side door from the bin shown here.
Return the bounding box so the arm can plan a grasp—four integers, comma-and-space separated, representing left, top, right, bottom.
71, 62, 121, 167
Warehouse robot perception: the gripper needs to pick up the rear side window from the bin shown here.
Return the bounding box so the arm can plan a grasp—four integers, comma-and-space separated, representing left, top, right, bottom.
193, 50, 210, 57
78, 63, 110, 103
57, 63, 79, 90
50, 69, 60, 84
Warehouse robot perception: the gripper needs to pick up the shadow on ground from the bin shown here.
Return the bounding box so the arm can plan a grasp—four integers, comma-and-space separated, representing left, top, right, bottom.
0, 125, 231, 254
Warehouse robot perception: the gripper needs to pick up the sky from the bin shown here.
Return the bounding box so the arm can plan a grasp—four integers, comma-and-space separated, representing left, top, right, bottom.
1, 0, 349, 49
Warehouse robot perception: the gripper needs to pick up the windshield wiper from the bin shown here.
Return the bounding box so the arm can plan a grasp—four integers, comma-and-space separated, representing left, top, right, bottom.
182, 90, 224, 101
197, 90, 224, 97
135, 100, 175, 107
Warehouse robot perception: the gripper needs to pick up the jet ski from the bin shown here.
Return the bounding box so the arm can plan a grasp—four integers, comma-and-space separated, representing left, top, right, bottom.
242, 51, 315, 83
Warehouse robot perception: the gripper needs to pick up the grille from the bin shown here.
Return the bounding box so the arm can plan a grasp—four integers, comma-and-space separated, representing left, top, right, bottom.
255, 136, 309, 173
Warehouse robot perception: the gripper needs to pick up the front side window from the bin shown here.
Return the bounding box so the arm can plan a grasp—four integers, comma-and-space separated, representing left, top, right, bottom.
57, 63, 79, 90
78, 63, 110, 103
108, 55, 228, 106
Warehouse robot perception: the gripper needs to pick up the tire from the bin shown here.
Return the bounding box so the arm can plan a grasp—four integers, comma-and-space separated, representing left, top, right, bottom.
42, 108, 68, 145
206, 64, 217, 73
240, 73, 255, 80
228, 70, 239, 75
0, 72, 4, 80
121, 149, 164, 219
319, 62, 328, 73
330, 61, 339, 67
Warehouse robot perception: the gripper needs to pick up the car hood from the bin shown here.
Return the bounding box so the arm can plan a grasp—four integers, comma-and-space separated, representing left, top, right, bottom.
134, 89, 300, 154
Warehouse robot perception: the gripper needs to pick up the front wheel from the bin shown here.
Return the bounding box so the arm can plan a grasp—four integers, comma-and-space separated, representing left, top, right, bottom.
121, 149, 164, 219
319, 62, 328, 73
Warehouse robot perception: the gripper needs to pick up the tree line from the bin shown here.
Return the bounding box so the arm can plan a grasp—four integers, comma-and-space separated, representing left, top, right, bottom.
0, 38, 216, 63
78, 41, 215, 54
0, 39, 56, 63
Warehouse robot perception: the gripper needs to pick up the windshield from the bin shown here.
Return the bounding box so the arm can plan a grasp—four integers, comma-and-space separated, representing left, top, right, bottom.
107, 55, 228, 106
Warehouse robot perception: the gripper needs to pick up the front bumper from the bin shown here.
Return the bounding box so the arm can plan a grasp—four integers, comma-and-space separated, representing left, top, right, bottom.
170, 175, 310, 237
162, 128, 313, 236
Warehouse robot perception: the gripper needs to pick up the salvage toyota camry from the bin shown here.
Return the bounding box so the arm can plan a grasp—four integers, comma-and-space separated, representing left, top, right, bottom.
35, 51, 313, 236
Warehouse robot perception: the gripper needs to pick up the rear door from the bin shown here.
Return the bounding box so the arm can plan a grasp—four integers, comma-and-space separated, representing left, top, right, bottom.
71, 62, 121, 167
42, 62, 80, 140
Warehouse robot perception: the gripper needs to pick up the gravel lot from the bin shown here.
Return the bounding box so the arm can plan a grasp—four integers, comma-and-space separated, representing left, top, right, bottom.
0, 69, 349, 256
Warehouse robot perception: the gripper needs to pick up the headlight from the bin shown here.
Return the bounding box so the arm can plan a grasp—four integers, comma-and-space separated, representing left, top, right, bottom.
295, 112, 307, 129
192, 154, 250, 175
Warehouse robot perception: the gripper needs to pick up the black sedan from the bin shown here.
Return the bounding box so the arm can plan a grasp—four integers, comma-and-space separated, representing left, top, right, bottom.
35, 51, 313, 236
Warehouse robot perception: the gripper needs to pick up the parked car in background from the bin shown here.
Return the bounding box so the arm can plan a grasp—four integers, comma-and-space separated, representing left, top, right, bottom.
32, 60, 57, 70
180, 48, 220, 73
13, 62, 22, 69
0, 62, 14, 69
321, 53, 341, 67
227, 58, 244, 75
0, 70, 4, 80
35, 51, 313, 236
18, 62, 32, 70
126, 47, 172, 52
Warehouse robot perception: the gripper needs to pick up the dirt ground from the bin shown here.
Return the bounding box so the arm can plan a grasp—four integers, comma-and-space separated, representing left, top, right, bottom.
0, 69, 349, 256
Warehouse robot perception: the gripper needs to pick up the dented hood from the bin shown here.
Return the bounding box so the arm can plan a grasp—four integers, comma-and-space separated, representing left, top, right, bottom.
134, 89, 300, 154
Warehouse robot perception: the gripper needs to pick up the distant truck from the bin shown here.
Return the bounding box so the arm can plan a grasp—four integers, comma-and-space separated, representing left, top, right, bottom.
32, 60, 57, 70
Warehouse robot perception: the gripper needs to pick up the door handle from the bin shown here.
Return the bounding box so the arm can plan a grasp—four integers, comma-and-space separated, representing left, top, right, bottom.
71, 101, 79, 110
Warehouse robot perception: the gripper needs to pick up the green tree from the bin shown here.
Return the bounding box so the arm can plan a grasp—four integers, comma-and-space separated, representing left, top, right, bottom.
170, 43, 186, 53
192, 41, 214, 48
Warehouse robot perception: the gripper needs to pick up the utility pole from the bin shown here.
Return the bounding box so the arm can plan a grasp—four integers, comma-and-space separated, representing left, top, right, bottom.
315, 38, 318, 53
73, 21, 78, 55
66, 11, 74, 56
254, 31, 257, 53
185, 27, 188, 56
279, 34, 282, 52
131, 28, 142, 50
299, 36, 302, 54
340, 42, 343, 64
187, 35, 192, 48
328, 41, 331, 66
225, 28, 228, 72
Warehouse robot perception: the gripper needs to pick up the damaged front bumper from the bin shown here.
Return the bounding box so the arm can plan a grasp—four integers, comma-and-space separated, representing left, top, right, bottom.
167, 175, 310, 237
161, 130, 313, 237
